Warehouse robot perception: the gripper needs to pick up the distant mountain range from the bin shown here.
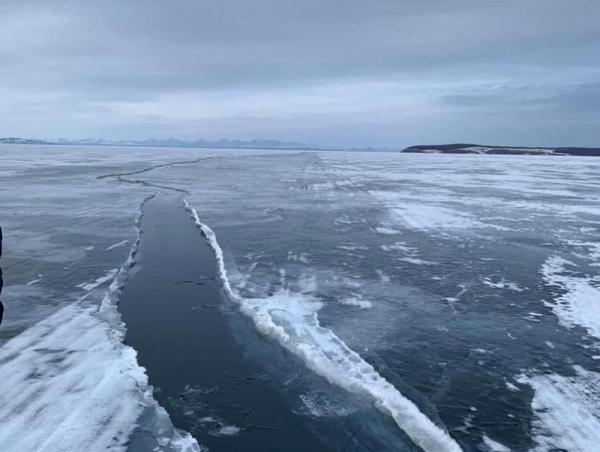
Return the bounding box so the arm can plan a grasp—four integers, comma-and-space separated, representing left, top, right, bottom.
0, 137, 319, 150
0, 137, 53, 145
402, 143, 600, 156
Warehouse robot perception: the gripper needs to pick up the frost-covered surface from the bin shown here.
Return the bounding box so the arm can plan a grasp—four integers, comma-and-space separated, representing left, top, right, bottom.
3, 146, 600, 451
0, 301, 197, 452
542, 256, 600, 339
0, 145, 205, 451
518, 367, 600, 451
0, 301, 143, 451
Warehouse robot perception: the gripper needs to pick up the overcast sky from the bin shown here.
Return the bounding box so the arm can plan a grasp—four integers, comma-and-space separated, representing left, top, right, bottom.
1, 0, 599, 147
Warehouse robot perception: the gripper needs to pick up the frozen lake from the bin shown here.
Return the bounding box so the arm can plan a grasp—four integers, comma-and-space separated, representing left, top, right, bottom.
1, 144, 599, 451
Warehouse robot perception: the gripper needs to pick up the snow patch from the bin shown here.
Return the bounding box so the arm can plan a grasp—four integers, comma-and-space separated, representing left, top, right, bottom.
482, 277, 524, 292
376, 269, 391, 283
542, 256, 600, 339
481, 434, 510, 451
399, 257, 436, 266
340, 296, 373, 309
76, 268, 118, 292
287, 251, 310, 264
371, 191, 508, 232
106, 239, 129, 250
307, 180, 354, 191
208, 424, 241, 437
518, 367, 600, 452
375, 226, 401, 235
505, 381, 520, 392
380, 241, 417, 253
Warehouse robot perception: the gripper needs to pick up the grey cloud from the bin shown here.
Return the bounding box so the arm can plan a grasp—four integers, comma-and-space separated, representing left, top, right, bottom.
441, 82, 600, 116
1, 0, 599, 145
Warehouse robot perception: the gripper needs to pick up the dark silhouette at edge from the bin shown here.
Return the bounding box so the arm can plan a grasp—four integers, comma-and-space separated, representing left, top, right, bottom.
0, 225, 4, 327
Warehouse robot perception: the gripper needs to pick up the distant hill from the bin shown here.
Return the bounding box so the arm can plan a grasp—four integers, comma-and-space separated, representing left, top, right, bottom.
402, 143, 600, 156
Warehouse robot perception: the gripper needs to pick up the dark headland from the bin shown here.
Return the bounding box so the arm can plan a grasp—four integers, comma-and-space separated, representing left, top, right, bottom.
401, 143, 600, 156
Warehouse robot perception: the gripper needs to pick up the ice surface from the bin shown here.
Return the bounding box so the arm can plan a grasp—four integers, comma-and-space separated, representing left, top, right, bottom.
185, 202, 462, 452
168, 151, 600, 450
4, 146, 600, 451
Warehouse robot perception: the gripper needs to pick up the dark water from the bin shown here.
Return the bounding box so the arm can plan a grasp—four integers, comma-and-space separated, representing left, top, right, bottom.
119, 195, 332, 451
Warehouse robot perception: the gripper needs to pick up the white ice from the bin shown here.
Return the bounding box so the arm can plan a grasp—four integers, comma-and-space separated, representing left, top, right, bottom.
0, 301, 200, 452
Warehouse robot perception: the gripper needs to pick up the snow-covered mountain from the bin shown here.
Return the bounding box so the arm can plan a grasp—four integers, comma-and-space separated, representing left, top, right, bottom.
0, 137, 52, 145
0, 136, 317, 150
55, 137, 318, 150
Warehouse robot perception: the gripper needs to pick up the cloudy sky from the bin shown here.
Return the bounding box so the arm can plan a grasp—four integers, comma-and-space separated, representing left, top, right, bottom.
1, 0, 599, 148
